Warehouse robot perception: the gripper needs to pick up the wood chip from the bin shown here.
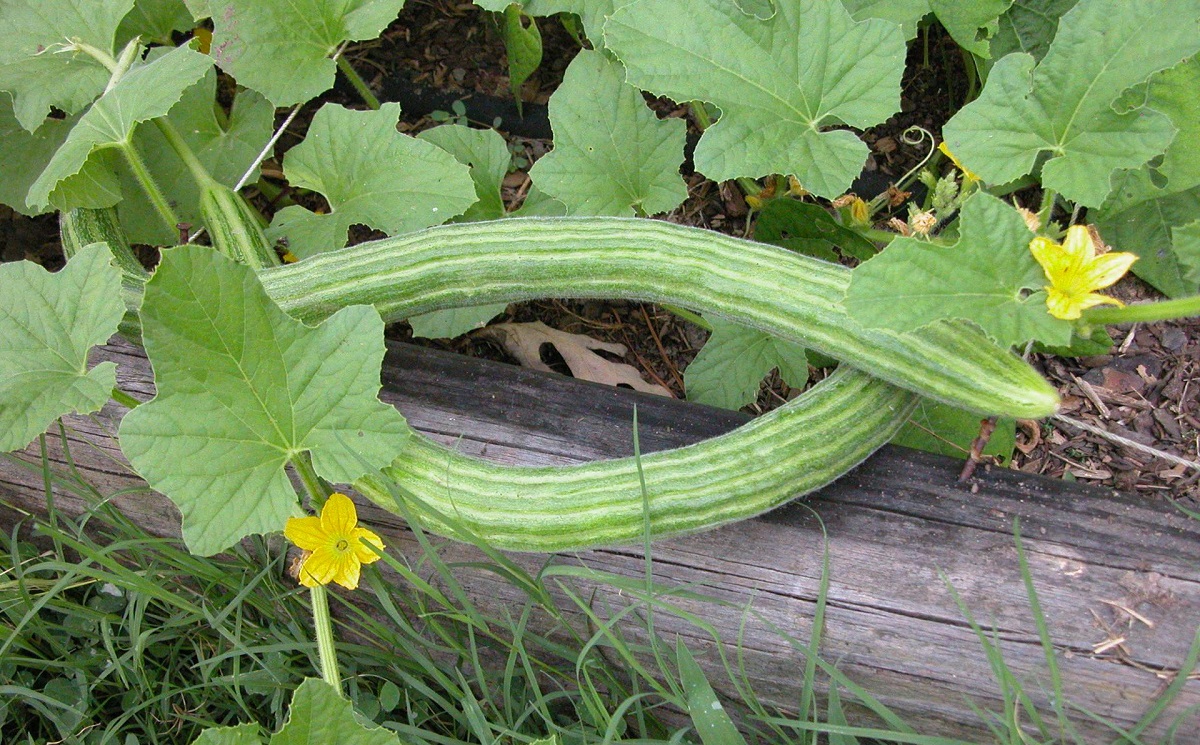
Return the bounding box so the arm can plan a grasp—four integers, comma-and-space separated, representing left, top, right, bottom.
1073, 375, 1111, 418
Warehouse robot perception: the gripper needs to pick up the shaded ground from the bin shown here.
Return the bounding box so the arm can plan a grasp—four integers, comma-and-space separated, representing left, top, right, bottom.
4, 0, 1196, 501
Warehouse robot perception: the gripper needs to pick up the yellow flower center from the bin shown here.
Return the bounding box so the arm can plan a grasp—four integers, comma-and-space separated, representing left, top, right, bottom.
335, 538, 350, 552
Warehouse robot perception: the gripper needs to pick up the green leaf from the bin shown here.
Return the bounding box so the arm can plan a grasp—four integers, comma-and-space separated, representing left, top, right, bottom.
417, 123, 510, 222
118, 63, 274, 245
942, 0, 1200, 207
988, 0, 1075, 65
606, 0, 905, 197
844, 0, 1014, 57
676, 637, 748, 745
210, 0, 407, 107
1142, 55, 1200, 196
840, 0, 928, 37
0, 0, 133, 132
684, 316, 807, 410
0, 100, 75, 216
845, 192, 1072, 347
408, 304, 508, 339
504, 5, 542, 106
510, 184, 567, 216
267, 103, 476, 258
1175, 220, 1200, 287
892, 401, 1016, 464
182, 0, 211, 19
26, 43, 213, 213
118, 246, 410, 555
0, 243, 124, 453
117, 0, 196, 46
928, 0, 1012, 58
270, 679, 401, 745
1034, 325, 1113, 358
473, 0, 579, 16
753, 198, 877, 261
529, 49, 686, 216
191, 723, 264, 745
1094, 181, 1200, 298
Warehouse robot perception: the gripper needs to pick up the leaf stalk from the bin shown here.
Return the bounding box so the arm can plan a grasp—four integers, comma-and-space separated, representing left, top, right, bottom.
1083, 294, 1200, 324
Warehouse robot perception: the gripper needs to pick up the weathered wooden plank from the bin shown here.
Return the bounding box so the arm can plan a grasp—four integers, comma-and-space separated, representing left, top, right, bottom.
2, 337, 1197, 740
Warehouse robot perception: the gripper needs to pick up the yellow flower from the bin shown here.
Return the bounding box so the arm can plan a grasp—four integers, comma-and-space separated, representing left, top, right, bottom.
285, 492, 384, 590
938, 142, 979, 183
1029, 226, 1137, 321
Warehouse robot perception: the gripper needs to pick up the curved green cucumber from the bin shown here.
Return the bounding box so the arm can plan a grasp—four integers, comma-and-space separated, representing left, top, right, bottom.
59, 207, 148, 342
259, 217, 1059, 418
356, 366, 918, 551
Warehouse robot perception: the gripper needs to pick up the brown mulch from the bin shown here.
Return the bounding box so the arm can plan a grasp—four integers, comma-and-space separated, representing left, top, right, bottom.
4, 0, 1196, 504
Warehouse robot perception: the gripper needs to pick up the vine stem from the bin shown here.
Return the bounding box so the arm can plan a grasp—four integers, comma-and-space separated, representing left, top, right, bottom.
309, 584, 342, 691
118, 141, 181, 235
336, 51, 381, 110
1037, 187, 1058, 228
288, 453, 343, 694
110, 388, 140, 409
1083, 294, 1200, 324
153, 118, 220, 192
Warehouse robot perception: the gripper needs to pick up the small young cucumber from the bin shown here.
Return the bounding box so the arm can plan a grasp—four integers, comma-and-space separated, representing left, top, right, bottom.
356, 366, 918, 551
259, 217, 1060, 419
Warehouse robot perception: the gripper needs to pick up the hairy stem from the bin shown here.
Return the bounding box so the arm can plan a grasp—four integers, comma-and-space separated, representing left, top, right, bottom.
336, 54, 381, 110
1083, 294, 1200, 324
118, 141, 180, 234
153, 118, 220, 192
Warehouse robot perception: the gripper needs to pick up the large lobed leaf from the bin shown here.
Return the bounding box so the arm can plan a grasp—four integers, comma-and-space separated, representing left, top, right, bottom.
1091, 54, 1200, 297
270, 679, 401, 744
943, 0, 1200, 207
267, 103, 475, 258
529, 49, 686, 216
1095, 177, 1200, 298
845, 192, 1072, 348
119, 246, 410, 556
0, 100, 75, 217
26, 43, 213, 214
684, 316, 808, 410
844, 0, 1014, 57
0, 243, 125, 453
0, 0, 133, 133
605, 0, 905, 197
209, 0, 407, 107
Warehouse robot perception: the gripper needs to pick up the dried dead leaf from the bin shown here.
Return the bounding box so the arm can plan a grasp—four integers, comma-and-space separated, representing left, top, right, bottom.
481, 321, 673, 397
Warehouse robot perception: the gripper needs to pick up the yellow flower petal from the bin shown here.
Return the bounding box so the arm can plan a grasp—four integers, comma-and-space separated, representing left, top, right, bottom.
297, 547, 341, 587
320, 492, 358, 536
1029, 226, 1136, 321
334, 558, 362, 590
1029, 236, 1071, 282
284, 515, 326, 551
1076, 293, 1124, 312
1060, 225, 1096, 263
283, 492, 384, 590
1081, 251, 1138, 291
938, 142, 980, 182
350, 527, 385, 564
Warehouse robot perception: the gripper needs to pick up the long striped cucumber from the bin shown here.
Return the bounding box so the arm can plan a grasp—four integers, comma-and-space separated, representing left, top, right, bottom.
64, 210, 1054, 551
259, 217, 1059, 419
59, 207, 148, 342
356, 366, 917, 551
